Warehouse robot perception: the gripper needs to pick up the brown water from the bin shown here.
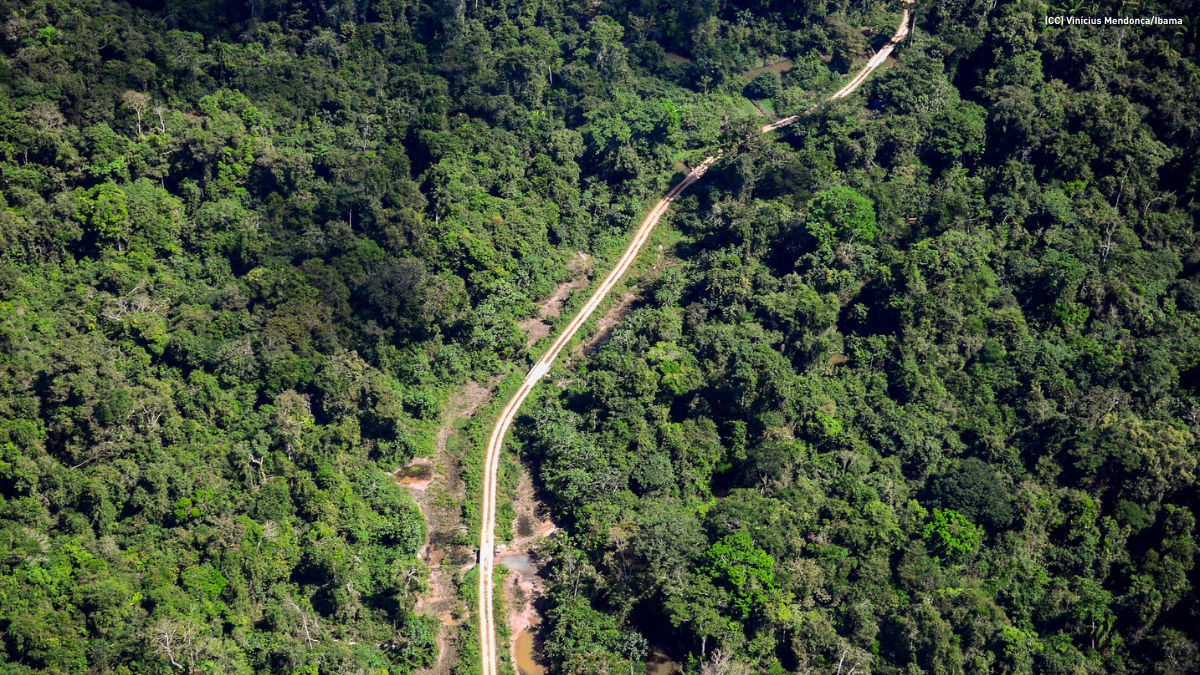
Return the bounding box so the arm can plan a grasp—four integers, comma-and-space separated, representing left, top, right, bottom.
665, 52, 692, 65
514, 629, 546, 675
515, 628, 679, 675
396, 457, 434, 488
746, 59, 793, 79
645, 648, 682, 675
515, 625, 679, 675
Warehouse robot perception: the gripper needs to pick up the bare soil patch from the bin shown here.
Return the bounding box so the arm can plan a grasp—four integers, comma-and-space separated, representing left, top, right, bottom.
410, 377, 500, 675
577, 291, 638, 355
519, 317, 553, 346
520, 263, 592, 347
437, 380, 492, 454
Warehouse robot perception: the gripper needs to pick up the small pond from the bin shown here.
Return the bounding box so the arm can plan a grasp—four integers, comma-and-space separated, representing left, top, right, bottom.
514, 629, 546, 675
514, 632, 681, 675
645, 647, 682, 675
498, 553, 537, 577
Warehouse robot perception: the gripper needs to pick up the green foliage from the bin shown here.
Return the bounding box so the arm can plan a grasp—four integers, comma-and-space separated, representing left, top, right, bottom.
3, 0, 1200, 674
699, 532, 786, 620
804, 186, 878, 252
745, 72, 782, 100
826, 14, 868, 74
922, 508, 983, 560
929, 100, 987, 164
0, 0, 704, 669
520, 2, 1200, 673
927, 457, 1014, 530
74, 183, 129, 248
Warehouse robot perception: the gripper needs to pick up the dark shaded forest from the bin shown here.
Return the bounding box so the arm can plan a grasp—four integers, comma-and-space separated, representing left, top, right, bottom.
517, 1, 1200, 675
0, 0, 1197, 673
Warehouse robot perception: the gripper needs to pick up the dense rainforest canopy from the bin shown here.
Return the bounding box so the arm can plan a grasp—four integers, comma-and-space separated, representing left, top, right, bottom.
0, 0, 1198, 674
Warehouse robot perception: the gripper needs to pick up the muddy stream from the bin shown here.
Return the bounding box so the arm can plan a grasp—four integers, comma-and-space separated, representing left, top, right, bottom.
746, 58, 793, 78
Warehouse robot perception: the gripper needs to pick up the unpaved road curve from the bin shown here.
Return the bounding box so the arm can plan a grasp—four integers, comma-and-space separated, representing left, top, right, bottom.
476, 5, 912, 674
762, 4, 913, 132
476, 157, 715, 675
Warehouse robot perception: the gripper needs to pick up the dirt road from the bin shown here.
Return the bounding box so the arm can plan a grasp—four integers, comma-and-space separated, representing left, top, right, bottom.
761, 4, 912, 132
475, 5, 913, 674
476, 157, 715, 675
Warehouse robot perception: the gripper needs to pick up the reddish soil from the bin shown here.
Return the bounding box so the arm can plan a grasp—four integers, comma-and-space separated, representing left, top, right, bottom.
502, 468, 557, 667
410, 378, 499, 675
577, 291, 637, 355
520, 263, 592, 347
